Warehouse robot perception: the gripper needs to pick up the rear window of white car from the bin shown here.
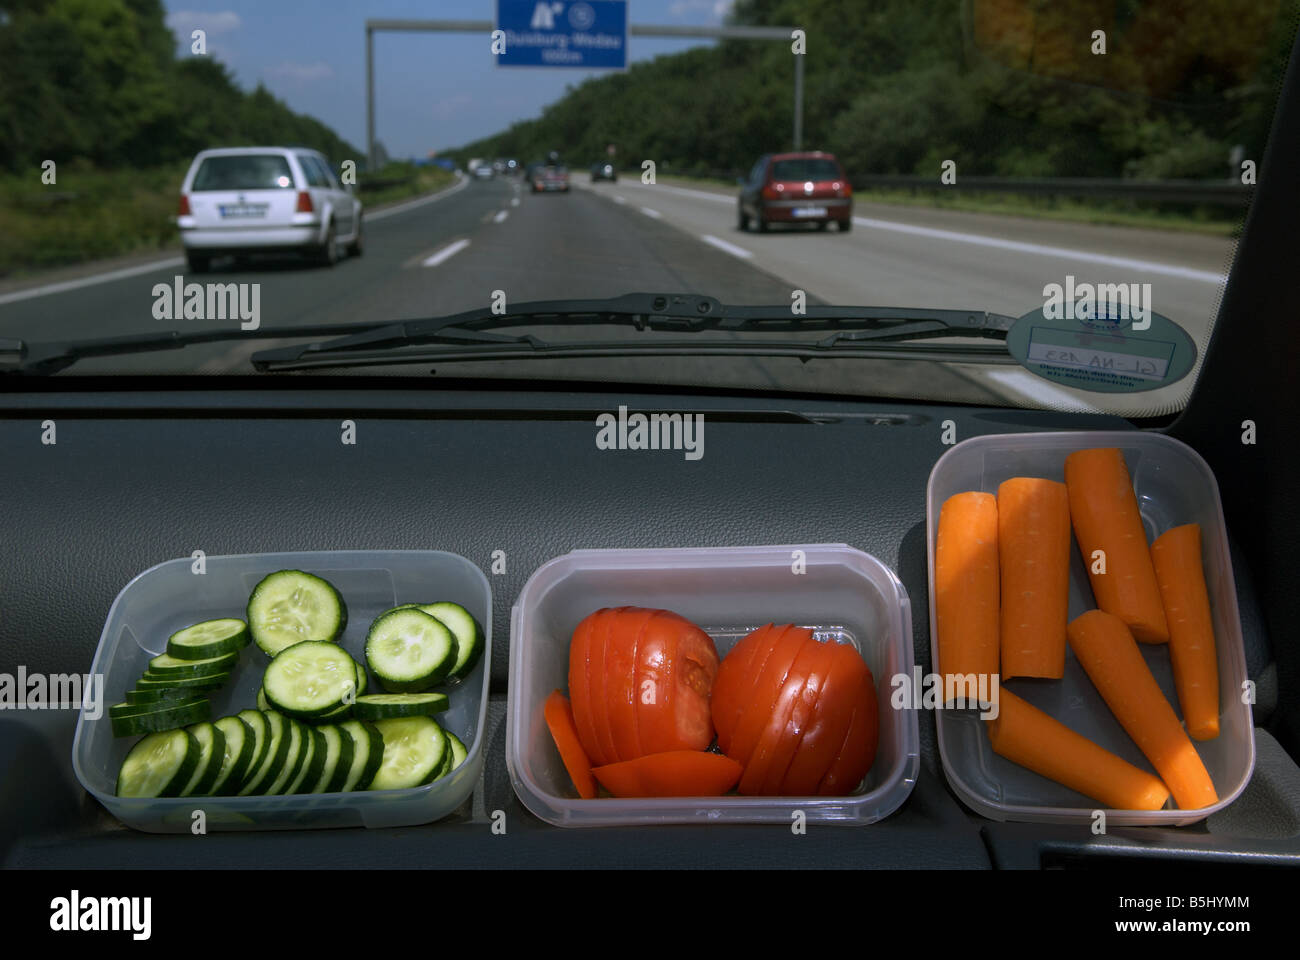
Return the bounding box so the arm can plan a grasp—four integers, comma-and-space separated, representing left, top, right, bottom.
191, 155, 296, 191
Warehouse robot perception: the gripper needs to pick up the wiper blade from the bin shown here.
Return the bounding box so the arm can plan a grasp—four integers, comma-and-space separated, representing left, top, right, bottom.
1, 323, 388, 376
250, 293, 1017, 372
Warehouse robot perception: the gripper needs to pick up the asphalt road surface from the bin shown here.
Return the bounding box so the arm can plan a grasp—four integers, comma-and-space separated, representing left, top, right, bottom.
0, 171, 1235, 414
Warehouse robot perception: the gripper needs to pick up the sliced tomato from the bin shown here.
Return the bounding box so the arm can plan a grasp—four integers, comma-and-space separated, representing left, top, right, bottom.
604, 606, 658, 762
755, 633, 838, 796
727, 624, 811, 769
633, 610, 720, 756
567, 608, 605, 764
543, 690, 597, 799
588, 606, 624, 766
591, 750, 743, 797
711, 623, 771, 754
817, 665, 879, 795
780, 640, 869, 795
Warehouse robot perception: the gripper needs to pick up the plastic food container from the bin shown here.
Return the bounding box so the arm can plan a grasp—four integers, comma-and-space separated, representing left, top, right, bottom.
72, 550, 491, 833
926, 431, 1255, 826
507, 544, 919, 826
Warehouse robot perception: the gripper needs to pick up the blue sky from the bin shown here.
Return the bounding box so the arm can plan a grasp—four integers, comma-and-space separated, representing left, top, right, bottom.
161, 1, 735, 158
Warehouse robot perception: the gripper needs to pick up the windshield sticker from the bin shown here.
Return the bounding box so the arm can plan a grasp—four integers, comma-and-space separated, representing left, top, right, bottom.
1007, 293, 1196, 394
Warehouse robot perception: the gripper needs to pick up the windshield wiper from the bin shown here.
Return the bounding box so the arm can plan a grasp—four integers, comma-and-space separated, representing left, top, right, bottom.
248, 293, 1018, 372
0, 323, 390, 376
1, 293, 1017, 375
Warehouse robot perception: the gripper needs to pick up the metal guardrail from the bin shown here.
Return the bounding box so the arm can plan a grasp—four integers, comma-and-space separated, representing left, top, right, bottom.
669, 169, 1254, 207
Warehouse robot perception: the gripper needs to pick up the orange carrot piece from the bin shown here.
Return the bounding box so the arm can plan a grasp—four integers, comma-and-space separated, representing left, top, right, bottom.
1067, 610, 1218, 810
1151, 524, 1220, 740
997, 478, 1071, 680
591, 750, 743, 798
544, 690, 598, 799
935, 491, 1000, 702
1064, 448, 1169, 644
985, 688, 1170, 810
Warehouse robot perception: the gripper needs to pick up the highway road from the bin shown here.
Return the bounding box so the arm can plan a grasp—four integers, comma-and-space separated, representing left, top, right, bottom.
0, 171, 1235, 415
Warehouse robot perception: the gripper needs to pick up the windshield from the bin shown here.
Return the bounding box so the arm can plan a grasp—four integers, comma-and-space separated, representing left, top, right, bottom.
192, 155, 296, 191
770, 158, 841, 181
0, 0, 1294, 417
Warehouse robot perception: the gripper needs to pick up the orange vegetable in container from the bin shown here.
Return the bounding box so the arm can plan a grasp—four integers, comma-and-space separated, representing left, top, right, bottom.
1064, 448, 1169, 644
712, 624, 878, 796
1150, 523, 1221, 740
935, 491, 1000, 701
567, 607, 720, 766
997, 477, 1071, 680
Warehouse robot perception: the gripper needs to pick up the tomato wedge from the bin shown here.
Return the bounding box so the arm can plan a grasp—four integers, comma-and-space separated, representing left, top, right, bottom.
777, 640, 862, 795
634, 610, 719, 756
591, 750, 743, 797
544, 690, 597, 799
752, 632, 838, 796
726, 624, 811, 769
817, 664, 879, 795
712, 623, 781, 754
568, 608, 608, 765
605, 607, 658, 762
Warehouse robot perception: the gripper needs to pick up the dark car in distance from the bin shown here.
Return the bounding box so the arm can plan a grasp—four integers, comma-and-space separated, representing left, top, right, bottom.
737, 151, 853, 233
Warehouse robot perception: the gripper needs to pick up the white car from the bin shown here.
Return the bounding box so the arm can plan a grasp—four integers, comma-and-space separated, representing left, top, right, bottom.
177, 147, 363, 272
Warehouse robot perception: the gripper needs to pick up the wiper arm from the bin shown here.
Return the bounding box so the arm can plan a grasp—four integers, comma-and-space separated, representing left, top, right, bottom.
250, 293, 1017, 372
1, 322, 389, 376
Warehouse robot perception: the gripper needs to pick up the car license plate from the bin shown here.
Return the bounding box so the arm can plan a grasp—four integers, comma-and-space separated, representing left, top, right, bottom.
218, 203, 269, 218
792, 206, 828, 217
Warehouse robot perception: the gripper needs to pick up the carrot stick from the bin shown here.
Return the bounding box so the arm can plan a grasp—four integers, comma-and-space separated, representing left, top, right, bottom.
935, 491, 1000, 703
1151, 524, 1221, 740
985, 687, 1170, 810
544, 690, 598, 799
997, 478, 1071, 680
1067, 610, 1218, 809
1064, 448, 1169, 644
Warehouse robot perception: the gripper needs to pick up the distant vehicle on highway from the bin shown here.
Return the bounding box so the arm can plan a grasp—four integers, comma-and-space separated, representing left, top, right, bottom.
737, 151, 853, 233
176, 146, 363, 272
530, 162, 572, 192
473, 164, 495, 180
590, 161, 618, 182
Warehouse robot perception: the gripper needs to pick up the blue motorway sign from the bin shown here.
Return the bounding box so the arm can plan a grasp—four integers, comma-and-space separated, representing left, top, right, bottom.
495, 0, 628, 69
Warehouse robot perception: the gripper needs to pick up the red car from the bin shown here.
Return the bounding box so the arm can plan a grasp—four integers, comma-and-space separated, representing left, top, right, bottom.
737, 151, 853, 232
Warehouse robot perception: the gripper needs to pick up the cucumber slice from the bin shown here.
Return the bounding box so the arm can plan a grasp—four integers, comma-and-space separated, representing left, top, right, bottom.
147, 651, 238, 678
109, 697, 206, 720
445, 730, 468, 773
312, 725, 354, 793
368, 716, 448, 791
116, 729, 199, 798
238, 711, 291, 796
110, 699, 211, 738
178, 721, 225, 797
263, 640, 358, 718
365, 609, 457, 693
125, 687, 196, 706
354, 693, 449, 721
136, 673, 229, 691
286, 728, 326, 794
210, 716, 255, 796
234, 710, 272, 792
166, 618, 249, 660
432, 731, 454, 780
338, 720, 383, 791
247, 570, 347, 657
265, 719, 306, 795
355, 662, 368, 696
417, 602, 484, 681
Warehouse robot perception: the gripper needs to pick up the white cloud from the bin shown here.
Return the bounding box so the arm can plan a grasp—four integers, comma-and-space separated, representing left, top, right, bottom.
166, 10, 242, 35
667, 0, 734, 20
268, 61, 334, 82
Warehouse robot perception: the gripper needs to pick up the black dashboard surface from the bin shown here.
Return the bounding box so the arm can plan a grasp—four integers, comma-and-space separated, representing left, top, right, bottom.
1, 388, 1296, 868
